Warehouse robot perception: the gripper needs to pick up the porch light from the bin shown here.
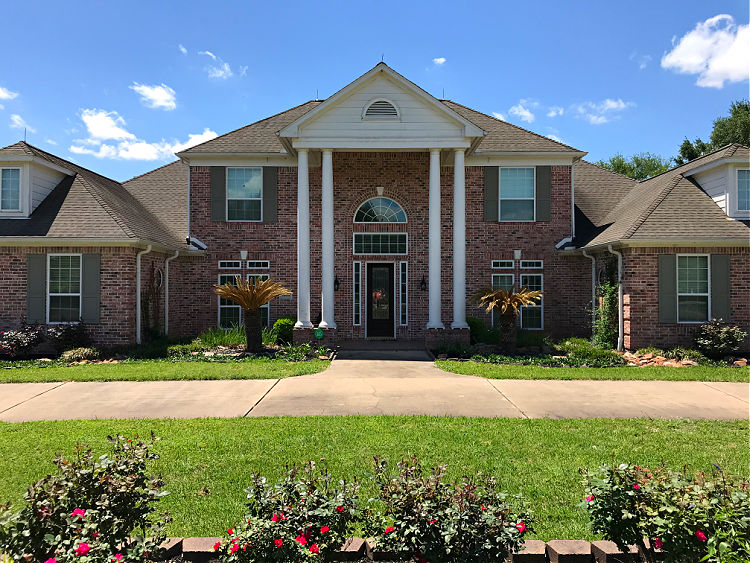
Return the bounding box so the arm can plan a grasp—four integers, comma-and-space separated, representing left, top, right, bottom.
420, 276, 427, 291
334, 276, 340, 291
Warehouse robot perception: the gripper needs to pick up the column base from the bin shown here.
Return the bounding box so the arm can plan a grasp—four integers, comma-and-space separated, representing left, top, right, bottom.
294, 320, 313, 329
318, 320, 337, 330
424, 327, 470, 351
293, 326, 337, 347
425, 322, 445, 330
450, 320, 469, 329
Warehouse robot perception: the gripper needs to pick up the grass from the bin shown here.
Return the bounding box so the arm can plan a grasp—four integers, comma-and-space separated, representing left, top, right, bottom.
437, 361, 749, 382
0, 417, 745, 541
0, 357, 329, 383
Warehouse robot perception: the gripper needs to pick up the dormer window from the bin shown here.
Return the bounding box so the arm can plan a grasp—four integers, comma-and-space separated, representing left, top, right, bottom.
738, 169, 750, 211
363, 99, 399, 120
0, 168, 20, 211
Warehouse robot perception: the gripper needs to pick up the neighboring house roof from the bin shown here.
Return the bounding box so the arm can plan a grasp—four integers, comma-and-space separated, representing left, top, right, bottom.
573, 144, 750, 248
0, 142, 187, 249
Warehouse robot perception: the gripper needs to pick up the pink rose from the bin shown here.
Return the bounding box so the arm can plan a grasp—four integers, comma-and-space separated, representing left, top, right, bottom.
113, 555, 124, 562
695, 530, 707, 543
653, 538, 663, 550
633, 484, 641, 490
516, 522, 527, 534
71, 508, 86, 519
75, 542, 91, 556
44, 559, 57, 563
586, 496, 594, 502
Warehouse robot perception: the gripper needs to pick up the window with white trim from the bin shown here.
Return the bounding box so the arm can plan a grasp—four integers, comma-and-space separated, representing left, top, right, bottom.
227, 167, 262, 221
491, 273, 514, 327
491, 260, 514, 269
353, 233, 407, 255
738, 169, 750, 211
218, 260, 242, 269
400, 261, 408, 326
246, 260, 270, 270
0, 168, 21, 211
355, 198, 407, 223
218, 274, 241, 329
353, 262, 361, 326
499, 167, 535, 222
677, 255, 710, 323
248, 273, 271, 328
520, 260, 543, 269
520, 273, 543, 330
48, 254, 81, 323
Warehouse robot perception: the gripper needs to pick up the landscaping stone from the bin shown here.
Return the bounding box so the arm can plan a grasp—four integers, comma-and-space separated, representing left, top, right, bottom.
181, 537, 221, 562
365, 538, 403, 561
338, 537, 366, 560
733, 358, 748, 367
547, 539, 592, 563
591, 540, 639, 563
639, 538, 666, 561
160, 537, 183, 558
511, 539, 547, 562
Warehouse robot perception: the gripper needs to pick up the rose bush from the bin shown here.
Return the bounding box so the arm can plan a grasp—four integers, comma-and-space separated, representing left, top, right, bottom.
580, 462, 750, 563
213, 461, 360, 561
366, 456, 534, 563
0, 434, 170, 562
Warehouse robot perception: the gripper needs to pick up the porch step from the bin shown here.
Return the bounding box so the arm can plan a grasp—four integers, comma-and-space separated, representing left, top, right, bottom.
337, 339, 427, 352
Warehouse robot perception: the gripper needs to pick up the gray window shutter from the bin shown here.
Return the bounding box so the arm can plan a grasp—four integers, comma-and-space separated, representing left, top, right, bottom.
483, 166, 498, 221
262, 166, 278, 223
26, 254, 46, 324
535, 166, 551, 222
658, 254, 677, 323
81, 253, 100, 324
210, 166, 226, 222
711, 254, 730, 321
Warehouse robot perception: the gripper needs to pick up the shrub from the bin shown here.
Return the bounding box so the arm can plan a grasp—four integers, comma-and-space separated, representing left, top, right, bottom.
213, 461, 360, 562
0, 324, 45, 359
198, 326, 247, 348
557, 338, 625, 367
167, 342, 199, 356
277, 343, 312, 362
0, 434, 170, 562
60, 347, 100, 363
516, 330, 551, 348
262, 326, 278, 347
47, 322, 90, 353
635, 347, 665, 356
580, 462, 750, 563
273, 316, 296, 345
694, 319, 748, 358
592, 282, 619, 349
466, 317, 485, 345
664, 346, 708, 364
435, 342, 472, 358
367, 457, 534, 563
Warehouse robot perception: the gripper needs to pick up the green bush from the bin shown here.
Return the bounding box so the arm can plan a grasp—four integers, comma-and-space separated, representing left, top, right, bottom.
214, 461, 360, 562
694, 319, 748, 358
47, 322, 90, 353
556, 338, 625, 367
0, 324, 45, 359
198, 326, 247, 348
592, 282, 619, 349
466, 317, 486, 345
665, 346, 708, 364
60, 347, 100, 362
273, 316, 296, 345
166, 342, 199, 357
261, 326, 277, 347
580, 462, 750, 563
635, 347, 665, 356
0, 435, 170, 562
277, 343, 312, 362
435, 342, 472, 358
516, 330, 551, 348
367, 456, 534, 562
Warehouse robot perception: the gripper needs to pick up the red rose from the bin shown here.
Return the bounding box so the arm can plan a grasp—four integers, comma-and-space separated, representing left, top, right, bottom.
227, 527, 235, 535
695, 530, 707, 543
213, 541, 221, 551
384, 526, 395, 534
515, 522, 527, 534
320, 525, 329, 534
653, 538, 663, 550
336, 506, 345, 512
230, 543, 239, 553
310, 544, 319, 553
274, 538, 283, 548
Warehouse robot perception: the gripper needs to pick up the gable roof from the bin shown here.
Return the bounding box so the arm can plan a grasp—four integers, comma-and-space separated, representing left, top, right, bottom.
0, 142, 187, 249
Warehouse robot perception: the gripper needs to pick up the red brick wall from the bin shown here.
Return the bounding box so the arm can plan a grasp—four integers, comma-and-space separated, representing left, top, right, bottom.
622, 246, 750, 351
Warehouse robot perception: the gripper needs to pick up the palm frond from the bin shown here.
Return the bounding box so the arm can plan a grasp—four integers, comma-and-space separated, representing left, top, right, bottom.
214, 276, 292, 311
474, 286, 542, 316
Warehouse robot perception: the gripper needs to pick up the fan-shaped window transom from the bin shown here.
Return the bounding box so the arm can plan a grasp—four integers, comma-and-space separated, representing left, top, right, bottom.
354, 197, 407, 223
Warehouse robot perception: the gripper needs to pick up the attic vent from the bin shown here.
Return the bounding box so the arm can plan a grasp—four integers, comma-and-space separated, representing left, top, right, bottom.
364, 100, 399, 119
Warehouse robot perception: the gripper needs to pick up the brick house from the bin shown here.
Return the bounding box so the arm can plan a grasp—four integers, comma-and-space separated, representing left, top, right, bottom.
1, 63, 748, 350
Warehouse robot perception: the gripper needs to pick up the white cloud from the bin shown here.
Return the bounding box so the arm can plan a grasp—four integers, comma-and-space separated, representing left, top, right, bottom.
10, 114, 36, 133
240, 65, 248, 77
46, 139, 57, 146
178, 44, 187, 55
170, 128, 218, 153
547, 106, 564, 117
433, 57, 446, 65
80, 109, 135, 140
492, 112, 505, 121
661, 14, 750, 88
571, 98, 634, 125
509, 99, 538, 123
0, 86, 18, 100
630, 52, 652, 70
546, 134, 564, 143
130, 82, 177, 110
199, 50, 233, 79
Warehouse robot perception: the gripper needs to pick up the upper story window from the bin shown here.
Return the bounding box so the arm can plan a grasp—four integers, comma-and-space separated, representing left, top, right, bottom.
499, 168, 535, 222
0, 168, 21, 211
227, 167, 262, 221
355, 197, 407, 223
363, 99, 399, 120
738, 169, 750, 211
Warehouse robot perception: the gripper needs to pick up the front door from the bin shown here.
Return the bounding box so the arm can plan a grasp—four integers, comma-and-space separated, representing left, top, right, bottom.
366, 263, 394, 338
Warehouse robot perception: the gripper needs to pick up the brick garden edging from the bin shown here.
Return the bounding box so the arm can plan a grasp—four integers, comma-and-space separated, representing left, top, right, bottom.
162, 536, 661, 562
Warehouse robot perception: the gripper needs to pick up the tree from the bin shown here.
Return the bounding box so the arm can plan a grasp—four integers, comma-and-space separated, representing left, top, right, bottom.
674, 99, 750, 165
674, 138, 712, 166
596, 153, 672, 180
474, 287, 542, 353
214, 276, 292, 352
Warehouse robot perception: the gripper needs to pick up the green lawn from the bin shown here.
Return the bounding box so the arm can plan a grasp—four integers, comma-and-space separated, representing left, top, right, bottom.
0, 417, 745, 541
437, 360, 749, 382
0, 358, 329, 383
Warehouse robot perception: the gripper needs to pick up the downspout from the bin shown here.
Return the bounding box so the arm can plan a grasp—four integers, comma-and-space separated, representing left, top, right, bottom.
136, 244, 153, 345
186, 165, 191, 239
164, 250, 180, 337
581, 249, 596, 331
571, 160, 576, 239
607, 244, 624, 352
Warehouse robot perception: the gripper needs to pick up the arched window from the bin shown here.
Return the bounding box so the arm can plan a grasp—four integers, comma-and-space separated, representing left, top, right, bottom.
354, 197, 407, 223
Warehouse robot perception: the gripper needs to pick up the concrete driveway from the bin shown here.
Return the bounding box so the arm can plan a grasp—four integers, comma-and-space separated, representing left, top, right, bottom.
0, 351, 747, 421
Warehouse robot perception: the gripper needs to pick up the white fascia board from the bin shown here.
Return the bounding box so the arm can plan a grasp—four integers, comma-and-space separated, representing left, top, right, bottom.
0, 237, 184, 252
292, 138, 472, 150
682, 158, 749, 177
0, 155, 74, 177
580, 239, 750, 251
467, 153, 578, 166
278, 63, 486, 139
184, 154, 296, 167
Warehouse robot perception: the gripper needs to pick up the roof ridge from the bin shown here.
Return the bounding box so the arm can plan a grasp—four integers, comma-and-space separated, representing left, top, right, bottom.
441, 99, 583, 153
579, 159, 639, 183
181, 100, 321, 154
17, 141, 123, 185
74, 174, 135, 239
624, 175, 682, 239
637, 143, 740, 184
123, 159, 181, 184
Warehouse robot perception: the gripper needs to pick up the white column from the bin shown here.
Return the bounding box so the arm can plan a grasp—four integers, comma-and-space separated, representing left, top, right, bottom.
295, 149, 312, 328
319, 149, 336, 329
451, 149, 468, 329
427, 148, 444, 329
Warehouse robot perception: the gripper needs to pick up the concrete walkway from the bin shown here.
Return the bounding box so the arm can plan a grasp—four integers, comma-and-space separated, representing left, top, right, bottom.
0, 351, 747, 422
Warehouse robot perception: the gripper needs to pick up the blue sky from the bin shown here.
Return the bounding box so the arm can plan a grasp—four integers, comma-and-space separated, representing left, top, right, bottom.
1, 1, 748, 181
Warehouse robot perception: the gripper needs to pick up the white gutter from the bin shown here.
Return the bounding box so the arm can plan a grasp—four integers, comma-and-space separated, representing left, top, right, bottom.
571, 160, 576, 239
136, 244, 153, 345
607, 244, 624, 352
581, 249, 596, 330
186, 165, 191, 239
163, 250, 180, 337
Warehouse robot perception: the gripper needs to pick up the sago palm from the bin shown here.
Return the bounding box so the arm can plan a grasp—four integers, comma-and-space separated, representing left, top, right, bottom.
214, 276, 292, 352
474, 287, 542, 352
